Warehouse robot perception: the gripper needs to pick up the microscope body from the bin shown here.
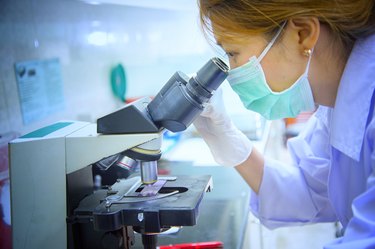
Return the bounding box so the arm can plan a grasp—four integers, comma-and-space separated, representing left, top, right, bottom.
9, 58, 228, 249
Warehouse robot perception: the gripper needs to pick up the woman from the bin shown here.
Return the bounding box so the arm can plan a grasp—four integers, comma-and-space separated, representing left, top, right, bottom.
193, 0, 375, 248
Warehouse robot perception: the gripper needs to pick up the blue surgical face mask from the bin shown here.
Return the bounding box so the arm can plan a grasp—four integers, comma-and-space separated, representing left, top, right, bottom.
226, 22, 315, 120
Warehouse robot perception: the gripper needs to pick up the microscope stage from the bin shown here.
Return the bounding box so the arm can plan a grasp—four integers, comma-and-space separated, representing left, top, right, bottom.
73, 175, 212, 233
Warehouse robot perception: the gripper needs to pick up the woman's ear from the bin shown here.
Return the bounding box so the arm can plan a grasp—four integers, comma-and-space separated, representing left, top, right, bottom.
286, 17, 320, 52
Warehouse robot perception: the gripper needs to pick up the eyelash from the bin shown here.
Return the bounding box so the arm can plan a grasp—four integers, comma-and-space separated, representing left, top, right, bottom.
217, 47, 237, 59
226, 52, 235, 58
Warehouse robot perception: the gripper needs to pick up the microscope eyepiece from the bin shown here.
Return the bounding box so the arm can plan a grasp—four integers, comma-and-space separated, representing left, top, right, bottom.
195, 57, 229, 93
147, 57, 229, 132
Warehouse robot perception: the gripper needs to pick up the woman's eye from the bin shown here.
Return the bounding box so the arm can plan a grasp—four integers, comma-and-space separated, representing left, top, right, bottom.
226, 52, 235, 57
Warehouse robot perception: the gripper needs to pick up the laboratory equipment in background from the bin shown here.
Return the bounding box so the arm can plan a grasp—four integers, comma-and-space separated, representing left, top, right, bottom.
110, 63, 127, 103
9, 58, 228, 249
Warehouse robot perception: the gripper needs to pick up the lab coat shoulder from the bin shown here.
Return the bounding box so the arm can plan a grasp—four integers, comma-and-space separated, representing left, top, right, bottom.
324, 101, 375, 249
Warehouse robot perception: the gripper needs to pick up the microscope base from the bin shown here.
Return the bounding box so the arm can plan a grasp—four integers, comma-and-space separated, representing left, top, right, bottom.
69, 175, 212, 249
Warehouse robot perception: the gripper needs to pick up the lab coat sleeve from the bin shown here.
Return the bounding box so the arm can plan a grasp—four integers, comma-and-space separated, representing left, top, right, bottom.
324, 116, 375, 249
250, 107, 337, 229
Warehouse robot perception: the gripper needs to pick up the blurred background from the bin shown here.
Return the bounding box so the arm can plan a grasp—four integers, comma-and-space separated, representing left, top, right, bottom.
0, 0, 219, 135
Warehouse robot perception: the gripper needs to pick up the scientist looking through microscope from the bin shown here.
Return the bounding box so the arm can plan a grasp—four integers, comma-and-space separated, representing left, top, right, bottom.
194, 0, 375, 248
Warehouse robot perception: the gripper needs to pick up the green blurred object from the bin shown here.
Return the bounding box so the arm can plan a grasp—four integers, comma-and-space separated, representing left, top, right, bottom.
110, 64, 127, 102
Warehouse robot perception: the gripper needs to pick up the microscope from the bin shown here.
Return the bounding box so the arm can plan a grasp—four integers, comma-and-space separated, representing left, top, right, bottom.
9, 58, 228, 249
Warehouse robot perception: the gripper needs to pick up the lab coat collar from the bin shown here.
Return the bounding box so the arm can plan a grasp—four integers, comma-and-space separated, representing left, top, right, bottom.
330, 34, 375, 161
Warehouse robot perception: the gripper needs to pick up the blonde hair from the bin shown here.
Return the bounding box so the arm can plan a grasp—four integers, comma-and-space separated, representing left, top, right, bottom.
199, 0, 375, 49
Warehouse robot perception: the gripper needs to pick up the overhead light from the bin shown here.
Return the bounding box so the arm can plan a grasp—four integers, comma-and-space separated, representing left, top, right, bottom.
82, 0, 101, 5
87, 31, 108, 46
78, 0, 196, 11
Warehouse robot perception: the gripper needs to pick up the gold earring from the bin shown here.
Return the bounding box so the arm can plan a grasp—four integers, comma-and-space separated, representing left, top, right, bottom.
303, 49, 312, 57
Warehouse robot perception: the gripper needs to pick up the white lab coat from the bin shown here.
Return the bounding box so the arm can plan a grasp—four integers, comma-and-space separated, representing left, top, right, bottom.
250, 34, 375, 248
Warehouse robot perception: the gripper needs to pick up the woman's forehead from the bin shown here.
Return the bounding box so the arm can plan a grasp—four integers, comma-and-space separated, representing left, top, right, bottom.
214, 32, 267, 47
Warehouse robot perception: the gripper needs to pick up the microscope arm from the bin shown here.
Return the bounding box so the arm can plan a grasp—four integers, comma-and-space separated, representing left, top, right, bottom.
65, 123, 162, 174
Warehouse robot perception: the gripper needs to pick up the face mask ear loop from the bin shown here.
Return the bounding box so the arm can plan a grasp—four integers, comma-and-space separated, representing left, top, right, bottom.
257, 21, 287, 62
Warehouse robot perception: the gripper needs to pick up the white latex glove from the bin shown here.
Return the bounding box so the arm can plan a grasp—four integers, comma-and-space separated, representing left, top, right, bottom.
193, 88, 253, 167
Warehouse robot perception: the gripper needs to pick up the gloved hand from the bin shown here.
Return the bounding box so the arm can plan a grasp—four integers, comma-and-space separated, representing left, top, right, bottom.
193, 88, 253, 167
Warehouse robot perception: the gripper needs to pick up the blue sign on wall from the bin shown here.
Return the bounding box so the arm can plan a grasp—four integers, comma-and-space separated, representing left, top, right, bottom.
14, 58, 65, 125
